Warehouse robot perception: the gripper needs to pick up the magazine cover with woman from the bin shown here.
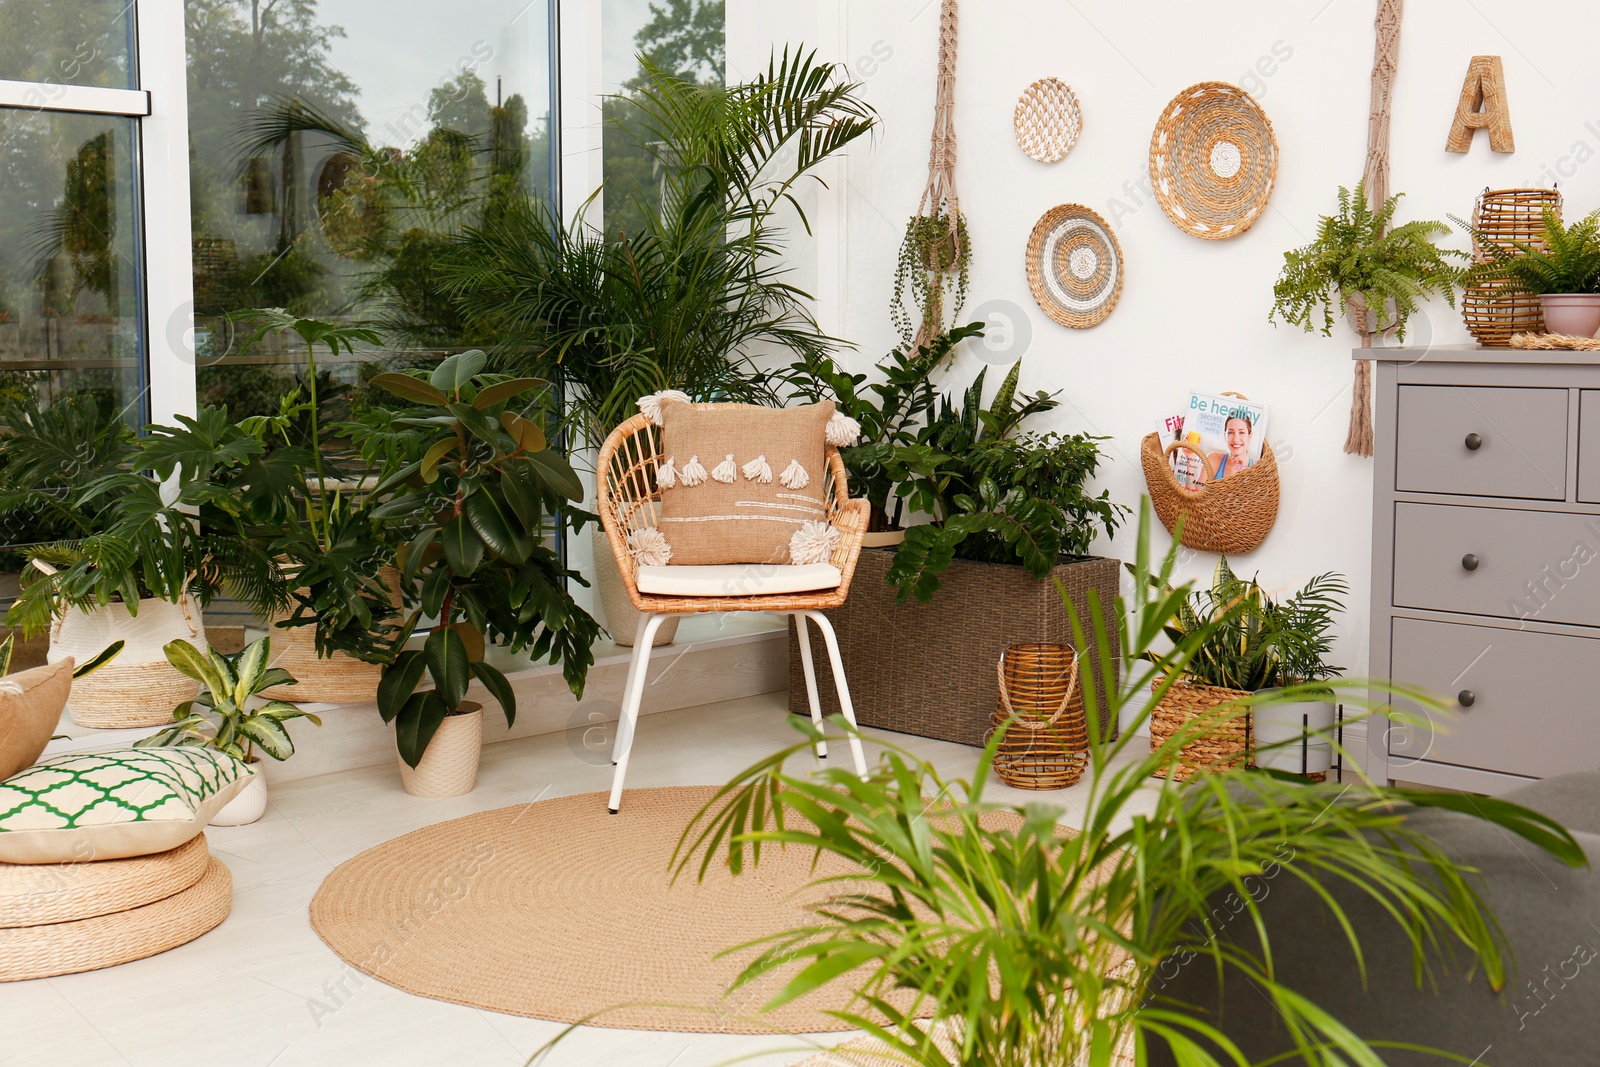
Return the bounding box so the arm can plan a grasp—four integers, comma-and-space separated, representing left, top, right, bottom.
1158, 392, 1269, 491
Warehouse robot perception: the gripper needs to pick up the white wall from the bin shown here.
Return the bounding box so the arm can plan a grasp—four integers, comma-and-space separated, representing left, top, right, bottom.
728, 0, 1600, 679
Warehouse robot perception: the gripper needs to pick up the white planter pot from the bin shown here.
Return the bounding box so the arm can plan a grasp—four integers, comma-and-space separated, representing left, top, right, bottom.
1539, 294, 1600, 338
398, 705, 483, 797
50, 597, 208, 729
211, 763, 268, 826
591, 526, 679, 648
1253, 694, 1336, 777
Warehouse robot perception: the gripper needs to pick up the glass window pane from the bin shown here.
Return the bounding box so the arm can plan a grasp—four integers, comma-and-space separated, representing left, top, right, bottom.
184, 0, 557, 418
0, 110, 144, 427
602, 0, 724, 236
0, 0, 137, 89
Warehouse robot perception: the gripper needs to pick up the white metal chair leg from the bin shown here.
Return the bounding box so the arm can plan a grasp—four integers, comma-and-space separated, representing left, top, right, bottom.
611, 613, 657, 766
608, 613, 670, 814
792, 613, 828, 760
799, 610, 868, 777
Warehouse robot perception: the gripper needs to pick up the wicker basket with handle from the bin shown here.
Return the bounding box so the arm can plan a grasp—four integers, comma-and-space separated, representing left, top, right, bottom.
991, 643, 1089, 790
1149, 679, 1252, 781
1140, 432, 1279, 555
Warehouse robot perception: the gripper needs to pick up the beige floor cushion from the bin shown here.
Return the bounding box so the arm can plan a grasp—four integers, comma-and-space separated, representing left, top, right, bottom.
0, 748, 249, 864
0, 659, 73, 782
0, 832, 211, 927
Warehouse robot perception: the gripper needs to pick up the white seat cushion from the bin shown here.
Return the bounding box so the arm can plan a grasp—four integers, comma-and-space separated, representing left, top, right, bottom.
635, 563, 842, 598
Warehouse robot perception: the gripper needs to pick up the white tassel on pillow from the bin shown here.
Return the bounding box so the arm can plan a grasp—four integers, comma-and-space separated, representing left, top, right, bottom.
637, 390, 692, 427
825, 411, 862, 448
626, 528, 673, 567
712, 454, 738, 484
741, 454, 772, 483
789, 520, 841, 565
680, 455, 707, 487
656, 456, 678, 489
778, 458, 810, 489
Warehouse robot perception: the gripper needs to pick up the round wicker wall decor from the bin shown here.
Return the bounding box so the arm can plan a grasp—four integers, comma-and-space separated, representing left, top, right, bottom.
1148, 81, 1278, 240
1013, 77, 1082, 163
1025, 203, 1124, 329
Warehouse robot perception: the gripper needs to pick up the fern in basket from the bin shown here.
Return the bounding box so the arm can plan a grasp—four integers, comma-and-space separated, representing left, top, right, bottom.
1271, 181, 1464, 341
1453, 207, 1600, 296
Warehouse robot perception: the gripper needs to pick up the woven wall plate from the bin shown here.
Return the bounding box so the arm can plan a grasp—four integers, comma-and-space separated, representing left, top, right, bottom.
1148, 81, 1279, 240
1025, 203, 1124, 329
1014, 77, 1082, 163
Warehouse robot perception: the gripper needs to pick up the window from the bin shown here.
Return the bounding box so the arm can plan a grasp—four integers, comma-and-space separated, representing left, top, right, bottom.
183, 0, 560, 418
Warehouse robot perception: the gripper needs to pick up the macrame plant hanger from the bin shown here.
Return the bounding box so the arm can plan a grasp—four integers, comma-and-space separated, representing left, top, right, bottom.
1346, 0, 1403, 457
895, 0, 968, 350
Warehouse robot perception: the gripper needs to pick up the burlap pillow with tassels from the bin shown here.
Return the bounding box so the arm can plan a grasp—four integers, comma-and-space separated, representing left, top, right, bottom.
629, 392, 860, 568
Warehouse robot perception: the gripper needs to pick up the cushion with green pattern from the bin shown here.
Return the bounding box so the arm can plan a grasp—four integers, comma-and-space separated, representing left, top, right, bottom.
0, 747, 250, 864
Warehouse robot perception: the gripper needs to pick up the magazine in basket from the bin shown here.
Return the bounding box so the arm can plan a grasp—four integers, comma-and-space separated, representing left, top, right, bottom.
1158, 392, 1270, 490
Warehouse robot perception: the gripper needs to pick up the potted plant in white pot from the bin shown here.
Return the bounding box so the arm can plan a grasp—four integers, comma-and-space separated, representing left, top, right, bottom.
1251, 571, 1348, 781
358, 351, 600, 796
1456, 207, 1600, 338
136, 635, 321, 826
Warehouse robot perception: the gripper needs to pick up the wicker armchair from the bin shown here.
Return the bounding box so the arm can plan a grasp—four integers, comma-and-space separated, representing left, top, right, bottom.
596, 411, 871, 813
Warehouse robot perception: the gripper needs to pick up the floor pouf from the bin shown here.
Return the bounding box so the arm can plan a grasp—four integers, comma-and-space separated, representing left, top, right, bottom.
0, 833, 212, 928
0, 854, 231, 981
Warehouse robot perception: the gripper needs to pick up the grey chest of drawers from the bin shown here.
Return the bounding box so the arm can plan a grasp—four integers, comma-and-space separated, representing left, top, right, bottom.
1368, 344, 1600, 794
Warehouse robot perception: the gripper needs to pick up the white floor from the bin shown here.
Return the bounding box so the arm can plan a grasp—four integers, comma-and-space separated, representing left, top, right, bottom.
3, 691, 1158, 1067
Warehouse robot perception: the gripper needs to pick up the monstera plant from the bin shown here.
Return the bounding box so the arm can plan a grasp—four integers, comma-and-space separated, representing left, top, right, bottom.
355, 350, 600, 776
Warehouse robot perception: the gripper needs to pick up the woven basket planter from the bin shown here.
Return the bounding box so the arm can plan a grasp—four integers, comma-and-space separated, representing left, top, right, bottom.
398, 704, 483, 797
1150, 679, 1253, 781
991, 643, 1089, 790
262, 567, 403, 705
788, 550, 1120, 748
1461, 188, 1561, 347
1141, 433, 1279, 555
49, 597, 207, 729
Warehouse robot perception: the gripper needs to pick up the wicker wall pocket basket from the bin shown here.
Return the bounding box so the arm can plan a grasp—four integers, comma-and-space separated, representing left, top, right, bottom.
1140, 433, 1279, 555
1150, 679, 1252, 781
1461, 187, 1561, 347
991, 643, 1089, 790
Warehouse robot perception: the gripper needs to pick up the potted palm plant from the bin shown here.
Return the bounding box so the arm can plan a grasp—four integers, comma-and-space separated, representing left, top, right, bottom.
136, 636, 320, 825
658, 502, 1585, 1067
357, 350, 600, 796
1455, 207, 1600, 337
437, 50, 876, 647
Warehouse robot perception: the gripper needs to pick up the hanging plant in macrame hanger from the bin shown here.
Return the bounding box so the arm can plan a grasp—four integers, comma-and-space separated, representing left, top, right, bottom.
892, 0, 970, 349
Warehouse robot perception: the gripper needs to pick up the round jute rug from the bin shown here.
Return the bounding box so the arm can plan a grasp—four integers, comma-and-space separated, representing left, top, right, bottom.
309, 786, 873, 1034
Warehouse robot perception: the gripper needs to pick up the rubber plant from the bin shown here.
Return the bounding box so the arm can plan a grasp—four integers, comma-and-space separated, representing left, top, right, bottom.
658, 501, 1585, 1067
356, 350, 600, 768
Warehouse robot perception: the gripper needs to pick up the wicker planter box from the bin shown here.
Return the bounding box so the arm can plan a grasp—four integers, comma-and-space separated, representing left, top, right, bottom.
788, 549, 1121, 747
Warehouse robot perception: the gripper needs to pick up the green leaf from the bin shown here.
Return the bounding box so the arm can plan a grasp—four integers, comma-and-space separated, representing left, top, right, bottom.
395, 690, 447, 768
378, 651, 428, 722
473, 377, 546, 410
429, 350, 489, 394
72, 639, 124, 679
465, 490, 530, 564
521, 449, 585, 502
163, 640, 228, 694
234, 637, 270, 703
370, 372, 448, 406
470, 661, 516, 727
441, 515, 485, 576
1394, 790, 1588, 868
424, 627, 471, 709
241, 715, 294, 761
500, 412, 547, 453
420, 438, 459, 484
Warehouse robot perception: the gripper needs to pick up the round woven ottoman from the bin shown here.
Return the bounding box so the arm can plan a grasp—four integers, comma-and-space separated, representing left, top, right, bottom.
0, 835, 232, 982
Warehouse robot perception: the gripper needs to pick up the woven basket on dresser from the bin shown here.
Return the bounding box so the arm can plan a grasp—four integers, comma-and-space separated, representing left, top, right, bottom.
991, 643, 1089, 790
1140, 433, 1279, 555
1461, 187, 1561, 347
1150, 679, 1253, 781
788, 551, 1120, 748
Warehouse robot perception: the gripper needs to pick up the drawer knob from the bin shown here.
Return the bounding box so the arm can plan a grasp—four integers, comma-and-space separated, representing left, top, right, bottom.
1465, 432, 1484, 451
1461, 553, 1480, 571
1459, 689, 1476, 708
